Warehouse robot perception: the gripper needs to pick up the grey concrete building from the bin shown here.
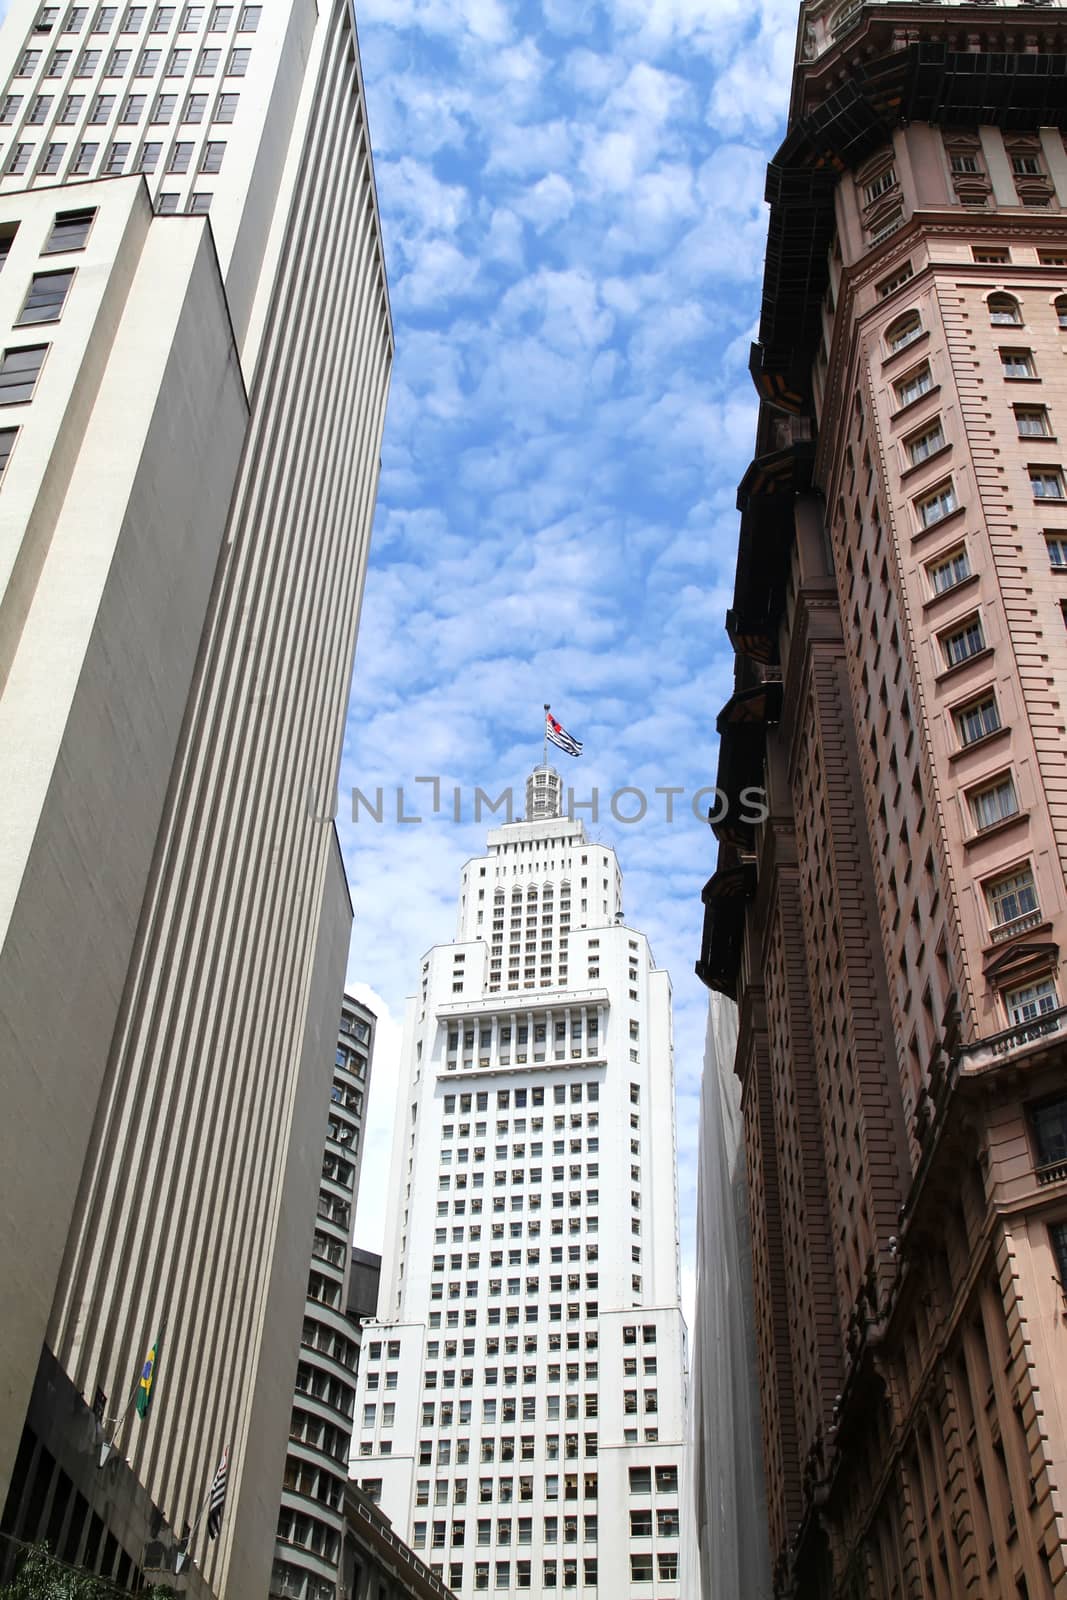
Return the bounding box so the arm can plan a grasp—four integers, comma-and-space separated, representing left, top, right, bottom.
0, 0, 392, 1590
272, 995, 376, 1600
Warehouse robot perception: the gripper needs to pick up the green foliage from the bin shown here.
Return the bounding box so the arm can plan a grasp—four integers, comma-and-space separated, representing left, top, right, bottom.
0, 1545, 174, 1600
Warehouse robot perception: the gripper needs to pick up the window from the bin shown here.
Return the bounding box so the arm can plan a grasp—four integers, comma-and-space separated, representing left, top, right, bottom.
896, 364, 932, 407
0, 345, 48, 405
45, 207, 97, 258
1016, 406, 1051, 438
941, 615, 985, 668
199, 138, 223, 170
138, 139, 161, 169
0, 428, 18, 480
1011, 152, 1042, 177
907, 419, 945, 465
179, 4, 203, 26
226, 44, 248, 72
951, 151, 980, 175
150, 5, 175, 27
0, 95, 23, 123
1057, 296, 1067, 331
1045, 534, 1067, 568
16, 268, 75, 331
182, 90, 207, 120
864, 167, 897, 205
151, 91, 176, 120
74, 46, 100, 72
974, 246, 1009, 264
28, 94, 53, 124
655, 1465, 677, 1492
16, 50, 42, 75
630, 1555, 653, 1583
92, 6, 118, 29
917, 481, 958, 528
45, 49, 72, 75
969, 774, 1019, 830
39, 142, 65, 172
658, 1553, 679, 1581
213, 89, 237, 120
208, 3, 232, 25
168, 138, 192, 170
1030, 467, 1066, 501
986, 866, 1039, 929
6, 145, 33, 175
1001, 349, 1035, 379
135, 46, 160, 71
165, 44, 189, 72
196, 44, 220, 71
926, 545, 969, 595
955, 694, 1000, 747
238, 3, 259, 25
628, 1467, 651, 1494
120, 91, 145, 119
1030, 1097, 1067, 1169
122, 4, 147, 28
886, 310, 922, 354
988, 293, 1021, 326
1004, 978, 1057, 1027
870, 208, 903, 245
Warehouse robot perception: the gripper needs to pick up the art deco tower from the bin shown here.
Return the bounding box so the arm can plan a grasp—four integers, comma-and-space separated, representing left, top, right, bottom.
699, 3, 1067, 1596
353, 768, 692, 1600
0, 0, 391, 1592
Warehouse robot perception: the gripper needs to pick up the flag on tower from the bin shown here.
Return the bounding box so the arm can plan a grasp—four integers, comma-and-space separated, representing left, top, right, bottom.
545, 710, 583, 758
134, 1333, 162, 1420
207, 1449, 228, 1540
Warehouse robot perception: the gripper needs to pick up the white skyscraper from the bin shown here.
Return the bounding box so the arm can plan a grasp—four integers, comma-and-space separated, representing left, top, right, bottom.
0, 0, 391, 1592
352, 768, 691, 1599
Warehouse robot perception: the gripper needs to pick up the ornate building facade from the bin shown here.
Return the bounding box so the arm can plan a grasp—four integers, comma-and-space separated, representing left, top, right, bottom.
699, 3, 1067, 1596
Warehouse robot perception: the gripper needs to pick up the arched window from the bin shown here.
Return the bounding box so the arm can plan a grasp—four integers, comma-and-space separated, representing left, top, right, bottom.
886, 310, 923, 355
988, 293, 1022, 326
1055, 295, 1067, 330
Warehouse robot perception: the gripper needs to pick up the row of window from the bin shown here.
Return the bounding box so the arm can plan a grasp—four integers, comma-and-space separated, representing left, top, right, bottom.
33, 3, 259, 34
13, 41, 250, 79
3, 86, 238, 124
5, 131, 225, 176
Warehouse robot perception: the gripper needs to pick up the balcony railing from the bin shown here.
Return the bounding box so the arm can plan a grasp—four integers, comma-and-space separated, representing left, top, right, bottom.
1037, 1158, 1067, 1187
990, 907, 1043, 944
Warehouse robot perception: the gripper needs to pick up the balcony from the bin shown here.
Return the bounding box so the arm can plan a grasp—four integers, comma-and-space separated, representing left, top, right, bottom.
1037, 1157, 1067, 1187
991, 908, 1044, 944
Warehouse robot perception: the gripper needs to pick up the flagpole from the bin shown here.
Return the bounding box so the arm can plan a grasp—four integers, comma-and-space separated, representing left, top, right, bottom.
174, 1447, 227, 1575
543, 704, 550, 767
98, 1320, 165, 1469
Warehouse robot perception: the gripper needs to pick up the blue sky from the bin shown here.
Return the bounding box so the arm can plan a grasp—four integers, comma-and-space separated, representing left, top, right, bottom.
338, 0, 800, 1326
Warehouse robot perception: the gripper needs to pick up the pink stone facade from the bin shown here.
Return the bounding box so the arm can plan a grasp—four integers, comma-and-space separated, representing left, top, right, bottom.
699, 6, 1067, 1596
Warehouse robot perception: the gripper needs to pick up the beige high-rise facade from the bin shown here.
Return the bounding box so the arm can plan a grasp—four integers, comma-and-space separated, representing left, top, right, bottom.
699, 3, 1067, 1596
0, 0, 392, 1592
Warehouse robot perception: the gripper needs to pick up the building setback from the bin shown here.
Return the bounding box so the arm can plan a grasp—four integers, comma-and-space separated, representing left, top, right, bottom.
0, 0, 391, 1589
699, 3, 1067, 1597
352, 766, 692, 1600
272, 994, 376, 1600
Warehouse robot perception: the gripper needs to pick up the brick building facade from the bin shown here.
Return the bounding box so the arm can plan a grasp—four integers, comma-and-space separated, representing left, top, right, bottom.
699, 4, 1067, 1596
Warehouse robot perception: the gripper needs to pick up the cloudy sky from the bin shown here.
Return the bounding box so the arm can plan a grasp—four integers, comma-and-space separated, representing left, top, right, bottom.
338, 0, 799, 1328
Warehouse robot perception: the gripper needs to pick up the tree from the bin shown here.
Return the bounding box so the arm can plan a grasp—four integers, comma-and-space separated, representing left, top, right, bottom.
0, 1544, 175, 1600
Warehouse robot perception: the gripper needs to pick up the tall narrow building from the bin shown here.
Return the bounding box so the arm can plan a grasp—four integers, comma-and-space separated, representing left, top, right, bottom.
272, 993, 375, 1600
699, 3, 1067, 1596
353, 767, 691, 1600
0, 0, 391, 1590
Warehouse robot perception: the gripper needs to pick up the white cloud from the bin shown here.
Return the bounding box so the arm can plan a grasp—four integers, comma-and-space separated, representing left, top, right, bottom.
346, 0, 785, 1345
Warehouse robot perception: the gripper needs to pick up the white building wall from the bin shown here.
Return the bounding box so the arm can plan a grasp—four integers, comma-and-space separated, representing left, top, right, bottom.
353, 771, 693, 1600
0, 0, 391, 1590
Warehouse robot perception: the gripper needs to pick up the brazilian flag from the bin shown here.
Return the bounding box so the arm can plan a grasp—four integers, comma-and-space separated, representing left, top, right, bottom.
135, 1335, 162, 1420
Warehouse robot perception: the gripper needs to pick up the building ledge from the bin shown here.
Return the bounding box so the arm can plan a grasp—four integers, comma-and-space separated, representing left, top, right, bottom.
948, 724, 1009, 764
902, 441, 954, 486
963, 808, 1029, 850
934, 643, 994, 685
921, 569, 980, 612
